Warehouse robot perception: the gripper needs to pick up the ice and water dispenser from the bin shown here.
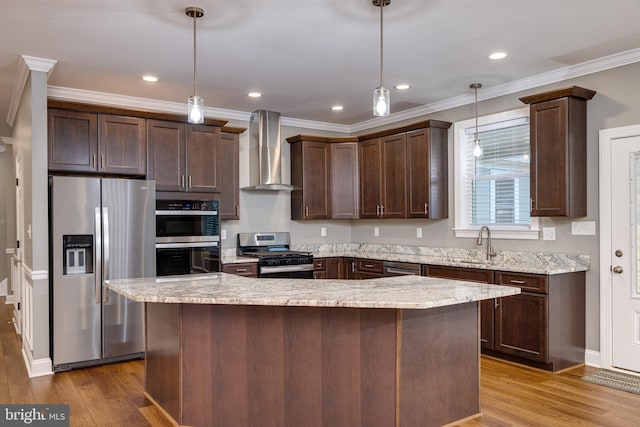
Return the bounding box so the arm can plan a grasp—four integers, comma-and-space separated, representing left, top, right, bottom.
62, 235, 93, 275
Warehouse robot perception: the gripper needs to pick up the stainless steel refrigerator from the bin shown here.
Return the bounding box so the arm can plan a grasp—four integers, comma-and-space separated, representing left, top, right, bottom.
50, 176, 155, 371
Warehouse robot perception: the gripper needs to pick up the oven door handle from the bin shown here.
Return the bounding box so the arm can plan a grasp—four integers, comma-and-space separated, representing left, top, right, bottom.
155, 210, 218, 216
155, 241, 219, 249
260, 264, 314, 274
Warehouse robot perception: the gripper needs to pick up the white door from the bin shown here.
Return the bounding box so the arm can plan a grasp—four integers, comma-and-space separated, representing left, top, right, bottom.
610, 133, 640, 373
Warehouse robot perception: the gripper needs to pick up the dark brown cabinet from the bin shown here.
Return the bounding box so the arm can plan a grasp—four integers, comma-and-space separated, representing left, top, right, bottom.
313, 258, 326, 279
406, 122, 450, 219
222, 263, 258, 277
147, 120, 221, 193
343, 258, 358, 279
355, 258, 384, 279
313, 257, 344, 279
331, 142, 359, 219
219, 131, 240, 219
520, 86, 596, 217
290, 140, 331, 219
359, 135, 406, 219
48, 109, 146, 175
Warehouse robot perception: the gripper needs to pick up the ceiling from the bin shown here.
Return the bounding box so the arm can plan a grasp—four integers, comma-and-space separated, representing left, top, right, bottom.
2, 0, 640, 137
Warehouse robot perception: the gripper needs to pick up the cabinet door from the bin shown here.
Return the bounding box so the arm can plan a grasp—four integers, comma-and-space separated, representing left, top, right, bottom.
343, 258, 358, 280
495, 293, 548, 362
222, 263, 258, 277
219, 132, 240, 219
381, 134, 406, 218
406, 128, 448, 219
480, 299, 496, 350
359, 138, 382, 218
331, 143, 359, 219
48, 109, 98, 173
147, 120, 186, 192
530, 98, 569, 216
325, 257, 343, 279
186, 124, 220, 193
98, 115, 146, 175
303, 142, 331, 219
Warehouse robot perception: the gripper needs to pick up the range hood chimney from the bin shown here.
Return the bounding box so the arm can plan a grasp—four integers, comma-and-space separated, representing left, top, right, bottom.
242, 110, 297, 191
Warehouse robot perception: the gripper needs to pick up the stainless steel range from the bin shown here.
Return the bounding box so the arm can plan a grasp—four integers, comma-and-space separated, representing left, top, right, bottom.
237, 232, 313, 278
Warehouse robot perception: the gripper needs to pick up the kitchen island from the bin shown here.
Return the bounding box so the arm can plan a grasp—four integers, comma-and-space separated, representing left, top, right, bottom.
106, 273, 520, 427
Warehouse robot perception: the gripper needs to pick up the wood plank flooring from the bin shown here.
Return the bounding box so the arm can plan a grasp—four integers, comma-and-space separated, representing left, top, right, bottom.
1, 297, 639, 426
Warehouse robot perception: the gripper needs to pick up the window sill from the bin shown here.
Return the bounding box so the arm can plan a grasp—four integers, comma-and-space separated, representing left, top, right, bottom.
453, 227, 540, 240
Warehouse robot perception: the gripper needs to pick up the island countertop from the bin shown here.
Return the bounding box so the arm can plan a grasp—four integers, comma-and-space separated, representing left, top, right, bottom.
105, 272, 520, 309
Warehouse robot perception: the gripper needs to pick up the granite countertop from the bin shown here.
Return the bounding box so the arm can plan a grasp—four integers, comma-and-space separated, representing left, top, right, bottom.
105, 273, 520, 309
222, 245, 590, 275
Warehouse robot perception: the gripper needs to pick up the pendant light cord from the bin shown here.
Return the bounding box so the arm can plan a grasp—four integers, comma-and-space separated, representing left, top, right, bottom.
192, 12, 198, 97
379, 1, 384, 87
474, 86, 478, 139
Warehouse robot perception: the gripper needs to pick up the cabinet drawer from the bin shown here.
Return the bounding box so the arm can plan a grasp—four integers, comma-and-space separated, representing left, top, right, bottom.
313, 259, 326, 271
422, 265, 495, 284
357, 259, 384, 274
222, 263, 258, 277
496, 272, 547, 294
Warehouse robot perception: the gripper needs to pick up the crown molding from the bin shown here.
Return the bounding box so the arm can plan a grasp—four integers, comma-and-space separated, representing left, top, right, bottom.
41, 47, 640, 135
350, 47, 640, 133
6, 56, 57, 127
1, 137, 13, 145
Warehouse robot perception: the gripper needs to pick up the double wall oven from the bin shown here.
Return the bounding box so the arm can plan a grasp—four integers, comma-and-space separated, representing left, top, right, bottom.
155, 200, 221, 276
237, 232, 313, 279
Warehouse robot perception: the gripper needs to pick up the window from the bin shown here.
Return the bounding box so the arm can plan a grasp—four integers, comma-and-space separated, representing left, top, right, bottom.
454, 107, 539, 239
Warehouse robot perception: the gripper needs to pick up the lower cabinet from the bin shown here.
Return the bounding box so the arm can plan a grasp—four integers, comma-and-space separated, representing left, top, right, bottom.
313, 258, 326, 279
355, 259, 384, 279
313, 257, 345, 279
422, 265, 585, 372
343, 258, 358, 279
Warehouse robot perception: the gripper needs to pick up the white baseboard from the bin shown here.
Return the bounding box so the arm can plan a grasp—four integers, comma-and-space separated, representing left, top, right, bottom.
5, 294, 14, 304
0, 278, 6, 296
585, 349, 601, 368
21, 346, 53, 377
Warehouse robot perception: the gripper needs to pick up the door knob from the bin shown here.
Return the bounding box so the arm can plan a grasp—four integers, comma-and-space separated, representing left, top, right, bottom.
612, 265, 624, 274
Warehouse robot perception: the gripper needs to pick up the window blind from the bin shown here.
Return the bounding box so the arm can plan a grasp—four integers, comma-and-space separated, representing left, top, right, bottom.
464, 118, 530, 226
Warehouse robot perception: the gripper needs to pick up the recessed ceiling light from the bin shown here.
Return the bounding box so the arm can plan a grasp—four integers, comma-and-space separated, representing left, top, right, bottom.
394, 84, 411, 90
331, 105, 344, 111
248, 92, 262, 98
142, 75, 158, 82
489, 51, 507, 60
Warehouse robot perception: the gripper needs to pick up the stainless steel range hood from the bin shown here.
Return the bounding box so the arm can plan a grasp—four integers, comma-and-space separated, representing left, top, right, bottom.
242, 110, 297, 191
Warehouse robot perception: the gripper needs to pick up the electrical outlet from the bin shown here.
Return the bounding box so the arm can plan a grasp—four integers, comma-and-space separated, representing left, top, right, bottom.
416, 227, 422, 238
542, 227, 555, 241
374, 227, 380, 237
221, 229, 227, 240
320, 226, 327, 237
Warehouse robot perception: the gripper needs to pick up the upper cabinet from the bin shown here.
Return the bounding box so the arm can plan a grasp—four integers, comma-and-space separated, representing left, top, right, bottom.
218, 129, 242, 220
405, 122, 451, 219
48, 109, 146, 175
360, 120, 451, 220
520, 86, 596, 217
147, 120, 221, 194
288, 136, 360, 220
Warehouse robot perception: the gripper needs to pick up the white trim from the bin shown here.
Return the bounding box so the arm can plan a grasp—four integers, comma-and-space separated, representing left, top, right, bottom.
6, 55, 57, 127
0, 279, 6, 296
585, 349, 601, 368
22, 264, 48, 281
598, 123, 640, 371
21, 346, 53, 377
0, 137, 13, 145
45, 47, 640, 134
5, 295, 15, 304
5, 248, 16, 255
453, 228, 540, 240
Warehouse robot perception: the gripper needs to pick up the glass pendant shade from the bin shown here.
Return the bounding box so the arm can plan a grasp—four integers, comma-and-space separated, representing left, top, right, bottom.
473, 138, 483, 157
188, 95, 204, 124
373, 86, 390, 117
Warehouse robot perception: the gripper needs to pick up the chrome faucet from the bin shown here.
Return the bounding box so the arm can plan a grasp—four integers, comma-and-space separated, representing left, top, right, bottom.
476, 226, 496, 261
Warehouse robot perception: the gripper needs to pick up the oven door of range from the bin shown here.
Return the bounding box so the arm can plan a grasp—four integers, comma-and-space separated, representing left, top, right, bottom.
155, 241, 220, 276
258, 263, 314, 279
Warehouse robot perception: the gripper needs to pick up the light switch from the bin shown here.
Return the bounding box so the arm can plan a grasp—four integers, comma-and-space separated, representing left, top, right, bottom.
417, 227, 423, 238
221, 229, 227, 240
321, 226, 327, 237
374, 227, 380, 237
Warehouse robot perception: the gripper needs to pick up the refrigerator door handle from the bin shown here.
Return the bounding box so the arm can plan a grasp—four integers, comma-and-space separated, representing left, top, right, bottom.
103, 207, 110, 304
95, 207, 102, 304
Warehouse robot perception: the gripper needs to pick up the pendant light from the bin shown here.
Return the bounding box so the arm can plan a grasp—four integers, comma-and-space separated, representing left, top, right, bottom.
186, 6, 204, 124
470, 83, 483, 157
373, 0, 390, 117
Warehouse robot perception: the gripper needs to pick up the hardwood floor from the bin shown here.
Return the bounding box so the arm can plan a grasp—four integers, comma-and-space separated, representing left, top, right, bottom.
1, 297, 639, 426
